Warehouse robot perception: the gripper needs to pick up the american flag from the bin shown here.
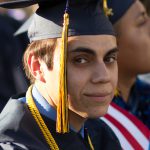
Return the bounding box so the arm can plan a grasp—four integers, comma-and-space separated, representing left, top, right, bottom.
101, 102, 150, 150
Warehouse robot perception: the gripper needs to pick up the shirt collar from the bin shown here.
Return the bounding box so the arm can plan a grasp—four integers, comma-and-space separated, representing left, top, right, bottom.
20, 85, 84, 138
32, 85, 56, 121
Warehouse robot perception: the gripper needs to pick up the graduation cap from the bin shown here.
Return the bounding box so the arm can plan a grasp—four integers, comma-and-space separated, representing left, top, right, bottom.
107, 0, 135, 24
0, 0, 115, 135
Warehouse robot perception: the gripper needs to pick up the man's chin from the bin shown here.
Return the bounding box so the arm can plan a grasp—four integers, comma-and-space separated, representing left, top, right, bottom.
88, 107, 109, 119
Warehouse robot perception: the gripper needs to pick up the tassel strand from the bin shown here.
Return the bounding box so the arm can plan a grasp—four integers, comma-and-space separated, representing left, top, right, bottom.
103, 0, 113, 16
56, 11, 69, 133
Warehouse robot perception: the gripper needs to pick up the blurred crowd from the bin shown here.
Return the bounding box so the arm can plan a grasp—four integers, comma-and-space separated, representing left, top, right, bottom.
0, 5, 38, 111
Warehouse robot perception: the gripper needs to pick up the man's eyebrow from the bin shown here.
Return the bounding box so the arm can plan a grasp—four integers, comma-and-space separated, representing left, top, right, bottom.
69, 47, 118, 55
105, 47, 119, 56
69, 47, 96, 55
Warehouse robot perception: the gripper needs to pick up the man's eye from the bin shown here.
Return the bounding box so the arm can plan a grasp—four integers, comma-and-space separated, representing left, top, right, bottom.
74, 57, 88, 64
104, 56, 117, 63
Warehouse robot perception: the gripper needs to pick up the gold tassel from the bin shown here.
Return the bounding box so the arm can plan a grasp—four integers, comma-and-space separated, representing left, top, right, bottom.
114, 89, 119, 97
103, 0, 113, 16
56, 12, 69, 133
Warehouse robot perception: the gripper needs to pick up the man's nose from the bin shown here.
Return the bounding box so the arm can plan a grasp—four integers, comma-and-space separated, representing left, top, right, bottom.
91, 63, 110, 84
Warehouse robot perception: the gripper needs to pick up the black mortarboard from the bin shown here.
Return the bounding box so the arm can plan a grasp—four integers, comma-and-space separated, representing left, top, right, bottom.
107, 0, 135, 24
0, 0, 115, 42
0, 0, 115, 137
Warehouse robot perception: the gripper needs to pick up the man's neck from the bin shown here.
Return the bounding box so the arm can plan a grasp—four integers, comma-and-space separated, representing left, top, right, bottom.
69, 110, 86, 132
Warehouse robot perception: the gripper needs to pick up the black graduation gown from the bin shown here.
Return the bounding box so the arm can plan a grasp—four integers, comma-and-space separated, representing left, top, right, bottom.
0, 95, 122, 150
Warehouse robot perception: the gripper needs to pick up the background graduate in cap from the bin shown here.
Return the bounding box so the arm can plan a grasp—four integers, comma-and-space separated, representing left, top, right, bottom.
101, 0, 150, 149
0, 0, 121, 149
107, 0, 150, 129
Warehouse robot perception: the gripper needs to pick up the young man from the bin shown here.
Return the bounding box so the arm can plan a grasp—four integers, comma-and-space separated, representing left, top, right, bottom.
101, 0, 150, 149
0, 0, 121, 149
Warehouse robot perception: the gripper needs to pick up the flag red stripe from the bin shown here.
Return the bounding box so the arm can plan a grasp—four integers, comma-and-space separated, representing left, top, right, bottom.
111, 102, 150, 139
105, 114, 144, 150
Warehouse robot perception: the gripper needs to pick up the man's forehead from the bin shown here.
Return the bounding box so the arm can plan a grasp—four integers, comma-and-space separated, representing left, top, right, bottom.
67, 35, 117, 52
67, 35, 116, 42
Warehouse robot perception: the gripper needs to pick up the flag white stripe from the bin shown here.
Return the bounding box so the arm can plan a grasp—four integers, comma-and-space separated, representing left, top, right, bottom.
107, 105, 149, 150
101, 117, 134, 150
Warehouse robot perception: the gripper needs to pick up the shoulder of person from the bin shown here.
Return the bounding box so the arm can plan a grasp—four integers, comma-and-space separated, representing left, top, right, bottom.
0, 94, 26, 135
0, 94, 29, 150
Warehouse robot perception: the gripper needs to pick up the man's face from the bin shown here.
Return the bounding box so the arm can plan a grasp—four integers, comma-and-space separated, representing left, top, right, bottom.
115, 0, 150, 75
42, 35, 118, 119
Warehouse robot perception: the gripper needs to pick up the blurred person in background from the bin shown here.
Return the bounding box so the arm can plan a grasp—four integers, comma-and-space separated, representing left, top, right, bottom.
139, 0, 150, 82
101, 0, 150, 149
0, 8, 31, 112
0, 3, 38, 112
108, 0, 150, 129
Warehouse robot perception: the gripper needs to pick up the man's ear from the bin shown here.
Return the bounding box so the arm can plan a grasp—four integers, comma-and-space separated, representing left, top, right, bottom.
28, 52, 45, 82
